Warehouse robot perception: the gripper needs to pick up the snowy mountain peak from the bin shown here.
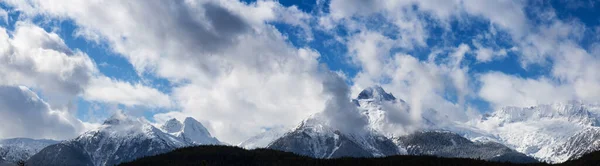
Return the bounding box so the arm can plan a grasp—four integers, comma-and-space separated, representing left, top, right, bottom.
269, 112, 401, 158
472, 101, 600, 163
102, 112, 133, 125
357, 85, 396, 101
178, 117, 221, 145
183, 117, 212, 137
27, 115, 209, 166
238, 127, 289, 149
161, 118, 183, 133
488, 101, 600, 126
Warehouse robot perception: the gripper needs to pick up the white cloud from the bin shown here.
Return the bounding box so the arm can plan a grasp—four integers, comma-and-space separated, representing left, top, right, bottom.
0, 22, 95, 107
352, 44, 475, 131
0, 21, 170, 109
471, 39, 510, 63
4, 0, 599, 144
347, 31, 394, 76
478, 16, 600, 109
4, 0, 332, 144
324, 0, 599, 115
321, 71, 368, 134
461, 0, 528, 38
0, 85, 86, 140
478, 72, 575, 108
164, 48, 327, 143
83, 76, 172, 108
0, 8, 7, 24
321, 0, 530, 48
478, 42, 600, 108
0, 20, 173, 139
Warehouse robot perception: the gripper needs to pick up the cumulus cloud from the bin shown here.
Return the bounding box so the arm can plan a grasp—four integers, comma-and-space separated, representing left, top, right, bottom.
322, 0, 598, 124
0, 86, 86, 140
316, 0, 533, 130
321, 71, 368, 134
0, 21, 170, 109
3, 0, 599, 144
477, 6, 600, 109
0, 19, 172, 139
165, 48, 325, 144
471, 39, 511, 63
0, 22, 95, 107
479, 42, 600, 108
478, 72, 574, 108
4, 0, 332, 143
83, 76, 172, 108
347, 31, 394, 76
0, 8, 7, 24
352, 43, 474, 130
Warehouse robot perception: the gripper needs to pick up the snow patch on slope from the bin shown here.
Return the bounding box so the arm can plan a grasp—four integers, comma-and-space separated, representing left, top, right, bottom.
471, 101, 600, 163
159, 118, 221, 145
238, 127, 288, 149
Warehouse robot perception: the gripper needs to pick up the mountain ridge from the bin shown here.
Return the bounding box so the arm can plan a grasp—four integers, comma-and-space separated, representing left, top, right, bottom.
26, 114, 220, 166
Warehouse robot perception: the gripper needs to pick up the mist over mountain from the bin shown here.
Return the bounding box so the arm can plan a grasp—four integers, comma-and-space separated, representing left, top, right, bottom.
244, 86, 600, 163
0, 86, 593, 165
1, 0, 600, 165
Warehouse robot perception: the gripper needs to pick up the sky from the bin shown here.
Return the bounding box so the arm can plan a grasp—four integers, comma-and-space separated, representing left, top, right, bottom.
0, 0, 599, 144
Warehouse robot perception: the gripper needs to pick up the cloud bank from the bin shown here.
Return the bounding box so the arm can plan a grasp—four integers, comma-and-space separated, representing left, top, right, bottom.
0, 0, 598, 144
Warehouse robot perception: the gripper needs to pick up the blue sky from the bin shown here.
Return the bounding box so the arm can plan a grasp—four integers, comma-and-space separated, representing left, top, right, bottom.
0, 0, 599, 143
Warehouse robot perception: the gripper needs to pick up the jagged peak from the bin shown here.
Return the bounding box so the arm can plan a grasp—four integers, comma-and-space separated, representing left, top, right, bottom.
161, 118, 183, 133
183, 117, 212, 137
102, 111, 134, 125
488, 101, 600, 125
181, 117, 221, 145
356, 85, 396, 101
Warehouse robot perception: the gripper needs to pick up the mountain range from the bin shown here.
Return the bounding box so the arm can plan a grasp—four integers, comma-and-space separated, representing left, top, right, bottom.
245, 86, 600, 164
25, 113, 221, 166
1, 86, 599, 165
0, 138, 58, 163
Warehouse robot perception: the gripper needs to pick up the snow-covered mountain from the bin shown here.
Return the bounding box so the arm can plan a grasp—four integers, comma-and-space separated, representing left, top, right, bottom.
353, 86, 412, 137
160, 117, 221, 145
20, 85, 600, 164
27, 113, 221, 166
16, 85, 590, 164
352, 87, 600, 163
0, 138, 58, 163
395, 131, 537, 163
468, 101, 600, 163
268, 113, 401, 158
238, 127, 288, 149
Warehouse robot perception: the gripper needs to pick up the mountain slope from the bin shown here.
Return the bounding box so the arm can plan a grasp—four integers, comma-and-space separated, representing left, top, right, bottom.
395, 131, 537, 163
0, 138, 58, 163
550, 127, 600, 161
27, 114, 219, 166
238, 127, 288, 149
471, 101, 600, 163
267, 113, 401, 158
161, 118, 221, 145
254, 86, 600, 163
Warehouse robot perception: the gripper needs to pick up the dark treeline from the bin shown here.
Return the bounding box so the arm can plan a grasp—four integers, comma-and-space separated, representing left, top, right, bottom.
120, 145, 599, 166
121, 146, 600, 166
